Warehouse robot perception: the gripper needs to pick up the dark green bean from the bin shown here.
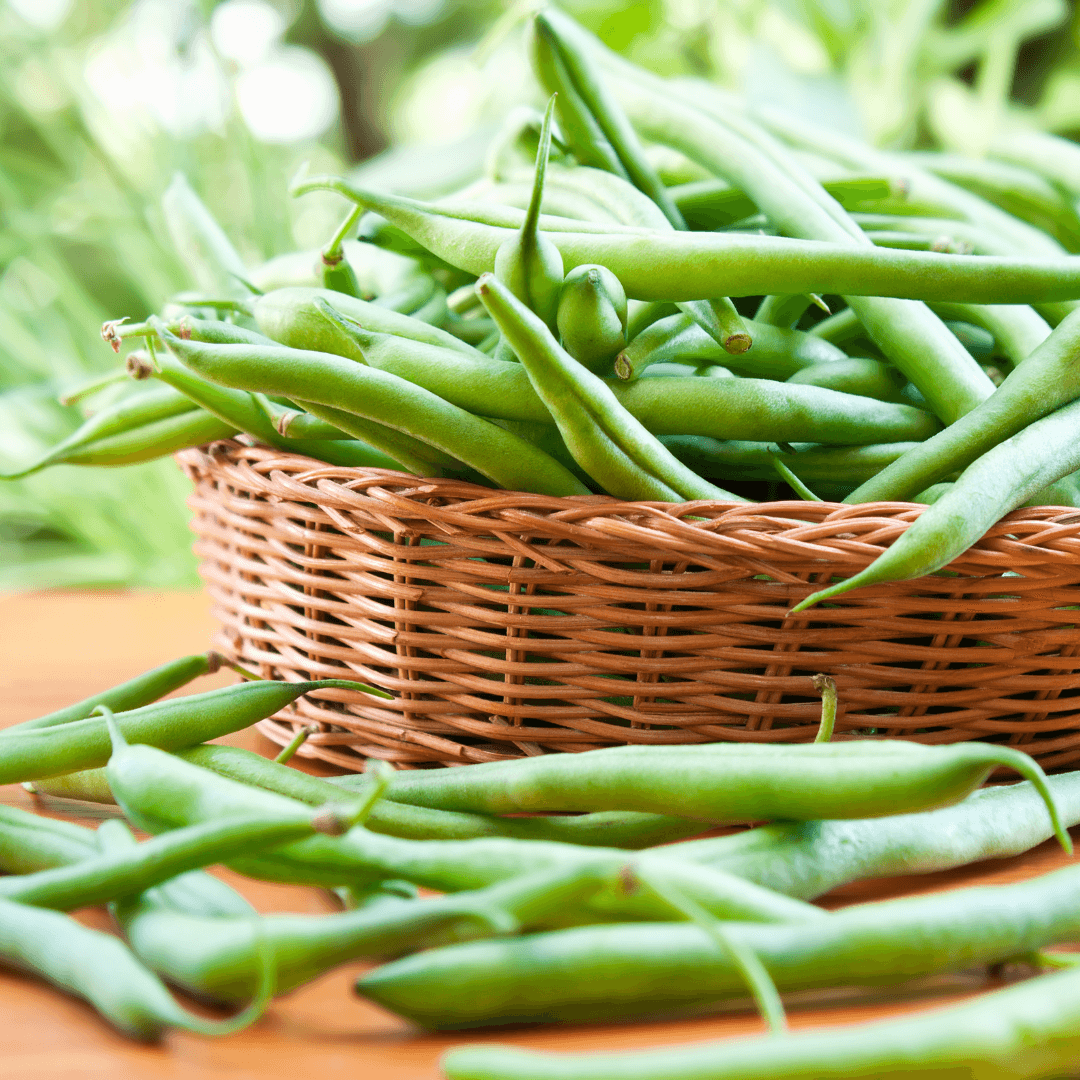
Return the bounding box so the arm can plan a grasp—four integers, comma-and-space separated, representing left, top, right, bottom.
130, 344, 422, 473
1, 384, 198, 480
492, 94, 564, 334
19, 407, 237, 469
556, 263, 627, 372
319, 316, 939, 445
617, 312, 847, 381
659, 438, 916, 486
288, 175, 1080, 308
846, 305, 1080, 504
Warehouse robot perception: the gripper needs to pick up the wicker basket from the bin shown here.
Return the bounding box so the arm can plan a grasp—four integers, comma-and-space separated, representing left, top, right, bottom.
178, 441, 1080, 771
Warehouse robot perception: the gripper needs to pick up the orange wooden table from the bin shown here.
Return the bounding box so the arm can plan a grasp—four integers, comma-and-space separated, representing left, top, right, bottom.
1, 590, 1076, 1080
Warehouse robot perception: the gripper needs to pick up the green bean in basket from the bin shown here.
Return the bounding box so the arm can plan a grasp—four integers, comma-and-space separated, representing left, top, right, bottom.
153, 320, 589, 496
476, 271, 736, 502
792, 395, 1080, 611
290, 175, 1080, 306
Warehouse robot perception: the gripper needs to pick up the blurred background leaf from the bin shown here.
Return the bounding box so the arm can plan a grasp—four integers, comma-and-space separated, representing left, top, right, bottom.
2, 0, 1077, 590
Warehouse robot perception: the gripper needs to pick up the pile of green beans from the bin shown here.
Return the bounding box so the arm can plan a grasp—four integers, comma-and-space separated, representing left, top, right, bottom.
5, 648, 1080, 1070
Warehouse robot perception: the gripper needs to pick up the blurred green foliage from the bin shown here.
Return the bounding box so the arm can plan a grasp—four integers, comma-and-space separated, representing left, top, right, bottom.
2, 0, 1078, 590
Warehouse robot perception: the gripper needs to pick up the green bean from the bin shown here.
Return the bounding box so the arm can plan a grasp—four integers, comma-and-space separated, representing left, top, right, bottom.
322, 310, 935, 446
794, 396, 1080, 611
614, 376, 940, 445
360, 860, 1080, 1029
0, 677, 385, 785
659, 437, 916, 486
105, 314, 278, 351
844, 306, 1080, 503
252, 285, 480, 357
566, 41, 997, 424
492, 94, 563, 335
617, 312, 846, 381
380, 739, 1068, 841
908, 149, 1080, 250
441, 965, 1080, 1080
289, 175, 1080, 309
556, 263, 627, 372
0, 805, 98, 874
130, 343, 422, 473
476, 273, 737, 502
155, 321, 589, 495
1, 384, 203, 480
670, 176, 899, 230
532, 11, 684, 229
319, 204, 366, 297
752, 292, 826, 330
2, 651, 221, 735
114, 863, 615, 1003
178, 743, 709, 848
0, 897, 273, 1040
16, 407, 238, 470
682, 770, 1080, 900
786, 357, 910, 403
0, 806, 359, 911
928, 302, 1051, 366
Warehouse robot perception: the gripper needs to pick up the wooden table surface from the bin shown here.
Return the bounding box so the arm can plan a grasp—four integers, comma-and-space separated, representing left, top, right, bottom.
1, 590, 1076, 1080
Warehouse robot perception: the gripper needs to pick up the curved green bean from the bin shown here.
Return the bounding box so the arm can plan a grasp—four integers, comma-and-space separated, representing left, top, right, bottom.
795, 396, 1080, 610
845, 306, 1080, 503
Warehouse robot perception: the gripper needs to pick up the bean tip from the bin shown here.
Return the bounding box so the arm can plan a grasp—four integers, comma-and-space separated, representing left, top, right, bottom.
722, 332, 752, 355
101, 317, 129, 352
125, 350, 155, 380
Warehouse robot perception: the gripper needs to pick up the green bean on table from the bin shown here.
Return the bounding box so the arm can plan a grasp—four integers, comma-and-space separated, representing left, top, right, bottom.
0, 897, 271, 1040
358, 739, 1069, 842
440, 964, 1080, 1080
358, 859, 1080, 1028
679, 769, 1080, 899
0, 677, 386, 784
1, 651, 222, 736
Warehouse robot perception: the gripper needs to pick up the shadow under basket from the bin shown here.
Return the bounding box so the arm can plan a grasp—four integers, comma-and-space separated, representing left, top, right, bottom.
178, 441, 1080, 772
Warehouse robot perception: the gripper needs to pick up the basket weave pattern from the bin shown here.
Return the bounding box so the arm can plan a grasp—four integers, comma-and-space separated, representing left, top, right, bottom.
179, 442, 1080, 770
